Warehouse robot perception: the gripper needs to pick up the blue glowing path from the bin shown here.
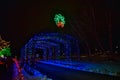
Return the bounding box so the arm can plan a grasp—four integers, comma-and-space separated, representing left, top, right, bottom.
37, 60, 120, 77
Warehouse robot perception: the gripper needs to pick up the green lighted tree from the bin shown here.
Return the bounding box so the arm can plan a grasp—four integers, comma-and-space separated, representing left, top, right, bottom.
0, 47, 11, 57
0, 35, 11, 57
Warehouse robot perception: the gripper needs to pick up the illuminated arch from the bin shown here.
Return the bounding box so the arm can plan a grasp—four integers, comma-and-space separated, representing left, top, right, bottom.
21, 33, 80, 61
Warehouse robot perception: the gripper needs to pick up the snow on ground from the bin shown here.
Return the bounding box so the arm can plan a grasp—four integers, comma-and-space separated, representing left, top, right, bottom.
13, 58, 53, 80
22, 64, 53, 80
38, 60, 120, 77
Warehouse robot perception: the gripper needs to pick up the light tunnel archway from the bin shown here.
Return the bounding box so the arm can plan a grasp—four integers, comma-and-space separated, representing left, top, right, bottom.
21, 33, 80, 61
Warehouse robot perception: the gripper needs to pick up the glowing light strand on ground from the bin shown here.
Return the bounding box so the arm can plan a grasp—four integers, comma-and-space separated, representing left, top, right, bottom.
13, 58, 25, 80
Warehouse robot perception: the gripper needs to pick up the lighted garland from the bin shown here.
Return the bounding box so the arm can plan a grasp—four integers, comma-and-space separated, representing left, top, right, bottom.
54, 14, 65, 28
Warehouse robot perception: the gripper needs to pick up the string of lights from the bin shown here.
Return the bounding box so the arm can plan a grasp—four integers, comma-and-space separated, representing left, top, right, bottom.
21, 33, 80, 61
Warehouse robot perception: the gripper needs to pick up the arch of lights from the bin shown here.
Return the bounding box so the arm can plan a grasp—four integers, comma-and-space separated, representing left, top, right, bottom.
34, 41, 60, 60
21, 33, 80, 61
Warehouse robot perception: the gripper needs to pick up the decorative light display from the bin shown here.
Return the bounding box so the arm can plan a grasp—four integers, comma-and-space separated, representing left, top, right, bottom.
0, 35, 11, 57
0, 47, 11, 57
21, 33, 80, 61
54, 14, 65, 28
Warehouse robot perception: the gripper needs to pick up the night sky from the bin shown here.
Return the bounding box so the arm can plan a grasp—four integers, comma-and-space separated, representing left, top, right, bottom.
0, 0, 120, 56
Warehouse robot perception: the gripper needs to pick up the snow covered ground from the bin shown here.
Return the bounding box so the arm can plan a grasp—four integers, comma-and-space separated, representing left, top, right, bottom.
13, 59, 120, 80
22, 64, 53, 80
12, 58, 53, 80
38, 60, 120, 77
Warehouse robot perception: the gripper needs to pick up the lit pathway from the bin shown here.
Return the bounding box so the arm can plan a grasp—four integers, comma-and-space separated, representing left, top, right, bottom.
32, 60, 120, 80
38, 60, 120, 77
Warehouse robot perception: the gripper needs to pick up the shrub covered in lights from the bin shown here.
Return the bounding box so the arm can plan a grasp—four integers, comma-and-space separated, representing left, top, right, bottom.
0, 47, 11, 57
54, 14, 65, 28
0, 35, 11, 57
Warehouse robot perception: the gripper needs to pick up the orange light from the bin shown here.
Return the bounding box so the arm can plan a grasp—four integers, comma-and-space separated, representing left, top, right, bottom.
57, 22, 64, 28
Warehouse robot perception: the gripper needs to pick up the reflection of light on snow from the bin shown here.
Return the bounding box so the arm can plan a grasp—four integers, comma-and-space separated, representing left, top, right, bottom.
39, 60, 120, 77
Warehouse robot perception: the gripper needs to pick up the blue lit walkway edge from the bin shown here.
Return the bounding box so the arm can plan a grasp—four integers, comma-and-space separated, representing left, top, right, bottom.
38, 60, 120, 77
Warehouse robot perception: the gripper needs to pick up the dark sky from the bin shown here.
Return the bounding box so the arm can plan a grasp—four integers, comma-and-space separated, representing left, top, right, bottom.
0, 0, 120, 55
